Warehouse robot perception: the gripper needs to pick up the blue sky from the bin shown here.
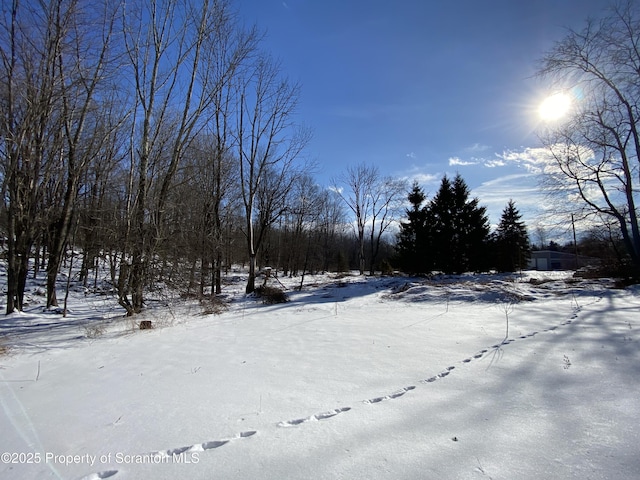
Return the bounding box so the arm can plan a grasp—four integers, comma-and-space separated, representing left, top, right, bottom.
235, 0, 611, 233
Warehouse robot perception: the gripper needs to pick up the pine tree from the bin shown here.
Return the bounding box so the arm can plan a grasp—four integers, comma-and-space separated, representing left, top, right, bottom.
428, 176, 456, 273
395, 182, 429, 273
428, 174, 490, 274
494, 200, 531, 272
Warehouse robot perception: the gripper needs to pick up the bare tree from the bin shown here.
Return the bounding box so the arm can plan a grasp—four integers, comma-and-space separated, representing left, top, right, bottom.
118, 0, 230, 315
76, 95, 129, 289
204, 18, 259, 293
166, 132, 240, 295
1, 0, 71, 312
334, 164, 403, 275
42, 0, 119, 309
367, 176, 406, 275
234, 55, 310, 293
333, 164, 378, 275
316, 189, 347, 273
538, 1, 640, 275
279, 174, 323, 278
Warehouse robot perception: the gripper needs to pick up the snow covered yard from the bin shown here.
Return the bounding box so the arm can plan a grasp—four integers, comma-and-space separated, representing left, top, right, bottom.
1, 271, 639, 479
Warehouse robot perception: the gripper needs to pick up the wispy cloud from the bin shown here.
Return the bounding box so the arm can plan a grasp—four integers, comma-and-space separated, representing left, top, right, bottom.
484, 159, 505, 168
472, 173, 553, 227
496, 147, 557, 173
445, 146, 566, 172
412, 172, 439, 185
463, 143, 491, 154
398, 171, 440, 188
406, 152, 417, 160
449, 156, 478, 167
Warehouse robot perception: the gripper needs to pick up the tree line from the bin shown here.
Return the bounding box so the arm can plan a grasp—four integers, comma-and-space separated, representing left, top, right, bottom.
0, 0, 320, 315
395, 175, 530, 275
0, 0, 411, 315
2, 0, 639, 316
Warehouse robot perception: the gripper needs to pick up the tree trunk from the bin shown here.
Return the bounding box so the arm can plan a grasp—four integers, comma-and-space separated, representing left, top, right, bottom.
246, 254, 257, 294
214, 251, 222, 295
358, 230, 366, 275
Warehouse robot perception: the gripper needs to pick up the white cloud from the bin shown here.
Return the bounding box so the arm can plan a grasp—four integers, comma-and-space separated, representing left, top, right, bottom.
496, 146, 557, 173
407, 172, 439, 186
483, 159, 505, 168
449, 156, 478, 166
472, 173, 553, 228
406, 152, 417, 159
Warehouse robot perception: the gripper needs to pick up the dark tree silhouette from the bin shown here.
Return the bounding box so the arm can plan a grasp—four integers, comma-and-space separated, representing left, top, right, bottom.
493, 200, 531, 272
395, 181, 429, 273
428, 174, 489, 274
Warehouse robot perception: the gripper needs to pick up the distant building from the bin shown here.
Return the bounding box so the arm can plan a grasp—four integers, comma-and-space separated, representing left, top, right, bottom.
528, 250, 599, 271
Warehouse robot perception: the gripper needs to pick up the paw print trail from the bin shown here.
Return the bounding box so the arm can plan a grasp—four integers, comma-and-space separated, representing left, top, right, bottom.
277, 407, 352, 427
77, 431, 257, 480
79, 298, 592, 480
418, 304, 587, 386
363, 386, 416, 404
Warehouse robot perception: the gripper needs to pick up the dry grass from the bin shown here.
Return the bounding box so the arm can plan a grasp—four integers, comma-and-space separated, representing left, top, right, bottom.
199, 295, 230, 315
83, 323, 107, 339
255, 286, 288, 304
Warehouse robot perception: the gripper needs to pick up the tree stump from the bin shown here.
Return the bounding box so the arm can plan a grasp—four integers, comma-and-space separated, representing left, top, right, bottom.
139, 320, 153, 330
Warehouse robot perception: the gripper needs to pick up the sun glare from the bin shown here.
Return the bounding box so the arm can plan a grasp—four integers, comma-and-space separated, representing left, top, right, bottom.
538, 92, 571, 121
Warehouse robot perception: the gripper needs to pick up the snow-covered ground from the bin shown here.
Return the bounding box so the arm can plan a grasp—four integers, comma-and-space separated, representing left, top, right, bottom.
1, 269, 639, 479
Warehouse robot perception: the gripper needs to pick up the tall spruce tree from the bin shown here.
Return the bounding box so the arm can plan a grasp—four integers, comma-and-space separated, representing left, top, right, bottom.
428, 176, 456, 273
395, 182, 429, 273
494, 200, 531, 272
428, 174, 490, 274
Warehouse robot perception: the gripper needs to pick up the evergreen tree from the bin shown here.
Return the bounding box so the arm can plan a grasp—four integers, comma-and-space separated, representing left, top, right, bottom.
494, 200, 531, 272
428, 174, 490, 274
395, 182, 429, 273
428, 176, 456, 273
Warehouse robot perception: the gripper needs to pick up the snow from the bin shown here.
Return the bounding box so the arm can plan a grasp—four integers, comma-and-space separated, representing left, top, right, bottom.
1, 269, 639, 479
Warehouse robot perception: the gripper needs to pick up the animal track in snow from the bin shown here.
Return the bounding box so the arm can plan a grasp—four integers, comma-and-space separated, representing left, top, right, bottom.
419, 308, 585, 388
277, 407, 351, 427
364, 386, 416, 404
201, 440, 228, 450
81, 431, 256, 479
81, 303, 590, 480
80, 471, 119, 480
151, 430, 256, 457
420, 365, 459, 384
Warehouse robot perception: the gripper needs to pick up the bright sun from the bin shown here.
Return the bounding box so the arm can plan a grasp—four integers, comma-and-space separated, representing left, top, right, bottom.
538, 92, 571, 121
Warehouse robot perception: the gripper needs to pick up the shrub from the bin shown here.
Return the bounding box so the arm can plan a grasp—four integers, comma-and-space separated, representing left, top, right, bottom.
199, 295, 229, 315
83, 323, 106, 339
255, 286, 288, 304
379, 258, 394, 276
574, 261, 639, 285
